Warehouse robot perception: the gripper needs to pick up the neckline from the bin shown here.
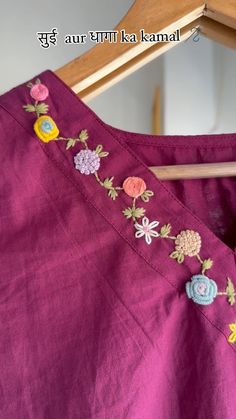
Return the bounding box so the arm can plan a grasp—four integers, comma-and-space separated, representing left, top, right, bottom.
52, 70, 236, 259
105, 122, 236, 257
1, 68, 236, 351
1, 68, 236, 263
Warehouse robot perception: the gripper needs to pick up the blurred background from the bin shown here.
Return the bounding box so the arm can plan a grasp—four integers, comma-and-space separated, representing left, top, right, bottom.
0, 0, 236, 135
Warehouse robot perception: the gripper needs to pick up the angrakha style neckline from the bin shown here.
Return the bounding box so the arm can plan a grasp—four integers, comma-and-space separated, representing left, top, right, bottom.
1, 69, 235, 352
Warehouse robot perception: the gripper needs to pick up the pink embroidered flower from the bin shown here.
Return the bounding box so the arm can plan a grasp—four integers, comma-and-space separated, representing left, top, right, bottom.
123, 176, 146, 198
74, 149, 100, 175
30, 83, 49, 101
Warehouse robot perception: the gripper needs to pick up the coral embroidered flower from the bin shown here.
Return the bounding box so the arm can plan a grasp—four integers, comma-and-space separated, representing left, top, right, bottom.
30, 83, 49, 101
185, 274, 218, 305
134, 216, 159, 245
74, 149, 101, 175
34, 115, 59, 142
228, 322, 236, 343
123, 177, 146, 198
170, 230, 201, 263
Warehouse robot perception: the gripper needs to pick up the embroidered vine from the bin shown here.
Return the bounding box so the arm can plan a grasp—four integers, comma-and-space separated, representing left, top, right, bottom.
23, 78, 236, 317
73, 131, 123, 200
23, 80, 157, 207
133, 220, 236, 307
122, 177, 154, 223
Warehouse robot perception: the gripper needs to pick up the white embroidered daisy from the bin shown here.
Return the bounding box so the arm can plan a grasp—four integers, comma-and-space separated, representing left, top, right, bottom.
134, 216, 160, 245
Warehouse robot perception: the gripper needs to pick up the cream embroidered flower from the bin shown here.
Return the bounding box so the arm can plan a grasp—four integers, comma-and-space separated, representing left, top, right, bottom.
170, 229, 201, 263
134, 216, 159, 245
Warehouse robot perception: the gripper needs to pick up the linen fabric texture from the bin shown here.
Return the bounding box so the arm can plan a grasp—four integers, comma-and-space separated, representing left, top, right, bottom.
1, 70, 236, 419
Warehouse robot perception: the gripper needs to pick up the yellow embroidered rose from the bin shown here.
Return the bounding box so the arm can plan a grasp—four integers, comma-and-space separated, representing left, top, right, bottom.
33, 115, 59, 142
228, 323, 236, 343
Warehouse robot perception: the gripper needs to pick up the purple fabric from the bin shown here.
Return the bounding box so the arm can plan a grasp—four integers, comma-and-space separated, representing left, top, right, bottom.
0, 69, 236, 419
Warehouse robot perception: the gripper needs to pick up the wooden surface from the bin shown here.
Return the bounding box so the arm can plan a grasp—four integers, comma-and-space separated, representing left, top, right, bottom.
66, 17, 202, 102
152, 86, 162, 135
200, 16, 236, 50
55, 0, 205, 94
150, 162, 236, 180
55, 0, 236, 100
60, 16, 236, 102
54, 0, 236, 180
206, 0, 236, 29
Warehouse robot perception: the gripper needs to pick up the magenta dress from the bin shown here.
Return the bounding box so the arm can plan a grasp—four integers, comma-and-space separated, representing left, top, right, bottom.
1, 69, 236, 419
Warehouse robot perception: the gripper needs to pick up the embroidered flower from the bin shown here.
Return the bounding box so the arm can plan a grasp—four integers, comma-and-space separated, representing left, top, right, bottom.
33, 115, 59, 142
123, 177, 146, 198
186, 274, 218, 305
30, 83, 49, 101
228, 322, 236, 343
170, 230, 201, 263
41, 119, 53, 133
134, 216, 159, 245
74, 149, 101, 175
21, 79, 235, 341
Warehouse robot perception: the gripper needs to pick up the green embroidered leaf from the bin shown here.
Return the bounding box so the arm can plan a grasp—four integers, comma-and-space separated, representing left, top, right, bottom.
35, 102, 49, 114
226, 277, 234, 294
23, 104, 36, 112
35, 78, 41, 84
66, 138, 76, 150
226, 278, 235, 306
108, 189, 118, 200
103, 177, 114, 189
98, 151, 109, 158
122, 207, 133, 219
95, 144, 103, 154
140, 194, 149, 203
27, 82, 34, 88
133, 207, 145, 219
140, 189, 154, 202
160, 223, 172, 237
79, 129, 89, 142
122, 207, 145, 220
202, 258, 213, 273
170, 251, 179, 260
177, 253, 184, 264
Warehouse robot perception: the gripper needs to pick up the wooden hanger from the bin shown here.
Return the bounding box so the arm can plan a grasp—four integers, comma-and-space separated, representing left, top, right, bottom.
55, 0, 236, 180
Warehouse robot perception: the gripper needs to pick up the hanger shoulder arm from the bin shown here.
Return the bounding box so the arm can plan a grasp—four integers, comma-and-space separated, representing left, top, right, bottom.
55, 0, 205, 94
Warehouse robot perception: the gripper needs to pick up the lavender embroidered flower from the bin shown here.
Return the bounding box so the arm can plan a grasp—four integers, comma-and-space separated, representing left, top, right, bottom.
185, 274, 218, 305
74, 149, 101, 175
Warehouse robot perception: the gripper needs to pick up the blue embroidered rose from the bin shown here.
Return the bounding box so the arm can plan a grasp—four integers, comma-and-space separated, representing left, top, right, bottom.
40, 119, 53, 133
185, 274, 218, 305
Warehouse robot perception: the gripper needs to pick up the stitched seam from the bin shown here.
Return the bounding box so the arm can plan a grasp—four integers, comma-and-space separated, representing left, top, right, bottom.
108, 125, 236, 142
0, 94, 234, 259
50, 71, 235, 259
1, 76, 235, 353
116, 142, 236, 150
0, 82, 234, 259
0, 104, 154, 353
39, 138, 236, 355
0, 104, 153, 353
41, 181, 154, 354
